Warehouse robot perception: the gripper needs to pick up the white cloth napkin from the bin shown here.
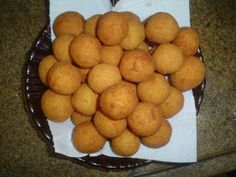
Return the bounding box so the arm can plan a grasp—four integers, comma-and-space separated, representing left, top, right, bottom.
48, 0, 197, 162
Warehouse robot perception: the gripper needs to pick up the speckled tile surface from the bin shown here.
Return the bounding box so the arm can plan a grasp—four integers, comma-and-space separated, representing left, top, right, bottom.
0, 0, 235, 177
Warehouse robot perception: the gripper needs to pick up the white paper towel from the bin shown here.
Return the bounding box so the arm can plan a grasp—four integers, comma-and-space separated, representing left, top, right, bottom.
48, 0, 197, 162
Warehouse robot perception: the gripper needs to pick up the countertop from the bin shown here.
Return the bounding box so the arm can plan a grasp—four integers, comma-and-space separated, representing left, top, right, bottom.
0, 0, 236, 176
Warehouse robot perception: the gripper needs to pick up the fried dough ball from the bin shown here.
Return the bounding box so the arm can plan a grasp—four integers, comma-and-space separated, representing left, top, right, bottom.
52, 34, 74, 63
137, 73, 170, 105
136, 41, 149, 52
111, 129, 140, 156
47, 62, 81, 95
53, 11, 84, 37
127, 102, 163, 137
72, 84, 98, 116
38, 55, 57, 85
120, 80, 137, 93
100, 82, 138, 120
119, 50, 155, 83
72, 122, 106, 153
101, 45, 123, 66
94, 111, 127, 139
97, 12, 128, 45
69, 33, 102, 68
152, 43, 183, 74
170, 56, 206, 91
84, 14, 101, 37
141, 120, 172, 148
172, 27, 200, 56
121, 11, 140, 22
121, 12, 145, 50
76, 67, 90, 83
71, 112, 92, 125
158, 86, 184, 118
41, 89, 73, 122
88, 63, 122, 93
145, 12, 179, 44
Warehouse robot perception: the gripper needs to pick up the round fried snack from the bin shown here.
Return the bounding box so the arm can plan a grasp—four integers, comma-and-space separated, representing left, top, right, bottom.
121, 11, 140, 22
121, 12, 145, 50
38, 55, 57, 85
127, 102, 163, 137
158, 86, 184, 118
71, 112, 92, 125
170, 56, 206, 91
47, 62, 81, 95
100, 82, 138, 120
121, 80, 137, 93
53, 11, 84, 36
94, 111, 127, 139
70, 33, 102, 68
88, 63, 122, 93
137, 73, 171, 105
136, 41, 149, 52
101, 45, 123, 66
97, 12, 128, 45
72, 122, 106, 153
152, 43, 183, 74
172, 27, 200, 56
76, 67, 90, 83
141, 120, 172, 148
72, 84, 98, 116
145, 12, 179, 44
84, 14, 101, 37
111, 129, 140, 156
119, 50, 155, 83
52, 34, 74, 63
41, 89, 73, 122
